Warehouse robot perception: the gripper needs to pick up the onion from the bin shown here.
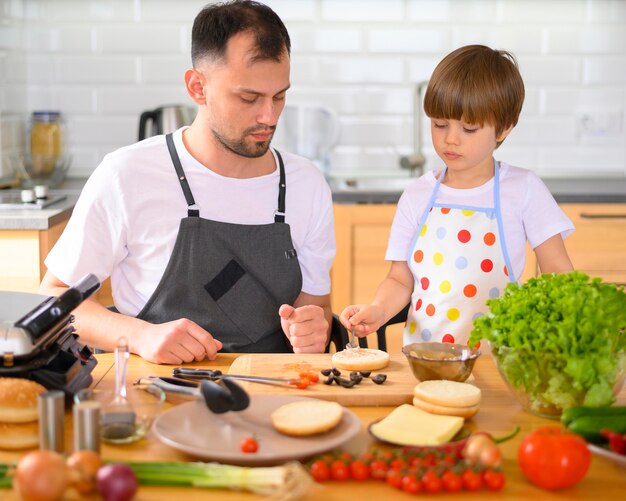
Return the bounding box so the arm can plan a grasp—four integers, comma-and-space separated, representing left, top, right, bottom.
67, 450, 103, 494
96, 463, 138, 501
13, 450, 69, 501
462, 433, 503, 468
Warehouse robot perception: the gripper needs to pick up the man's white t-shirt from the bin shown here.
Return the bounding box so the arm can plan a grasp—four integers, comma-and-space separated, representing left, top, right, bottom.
45, 128, 336, 316
386, 163, 574, 281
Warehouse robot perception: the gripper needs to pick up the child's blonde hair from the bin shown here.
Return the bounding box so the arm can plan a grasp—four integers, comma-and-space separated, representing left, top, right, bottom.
424, 45, 525, 147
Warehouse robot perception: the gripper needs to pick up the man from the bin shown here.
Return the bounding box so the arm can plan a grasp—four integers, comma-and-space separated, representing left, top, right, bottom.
40, 1, 335, 364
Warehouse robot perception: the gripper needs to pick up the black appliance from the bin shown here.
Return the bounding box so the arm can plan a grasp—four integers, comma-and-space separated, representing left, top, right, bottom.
0, 274, 100, 396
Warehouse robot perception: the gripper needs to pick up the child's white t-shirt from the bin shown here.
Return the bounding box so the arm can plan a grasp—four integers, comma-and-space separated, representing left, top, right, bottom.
386, 163, 574, 281
45, 128, 336, 316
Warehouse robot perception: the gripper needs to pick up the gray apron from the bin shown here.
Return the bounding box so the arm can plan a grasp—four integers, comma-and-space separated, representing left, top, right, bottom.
136, 133, 303, 353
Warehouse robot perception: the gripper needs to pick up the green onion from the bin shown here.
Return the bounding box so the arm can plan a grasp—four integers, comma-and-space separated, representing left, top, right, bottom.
0, 463, 13, 488
127, 461, 313, 500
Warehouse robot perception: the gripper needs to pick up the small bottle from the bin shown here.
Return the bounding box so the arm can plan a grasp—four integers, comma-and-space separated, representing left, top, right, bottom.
38, 390, 65, 453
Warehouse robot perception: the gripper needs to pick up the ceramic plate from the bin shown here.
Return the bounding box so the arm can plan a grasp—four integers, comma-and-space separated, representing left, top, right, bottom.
588, 444, 626, 468
153, 395, 361, 465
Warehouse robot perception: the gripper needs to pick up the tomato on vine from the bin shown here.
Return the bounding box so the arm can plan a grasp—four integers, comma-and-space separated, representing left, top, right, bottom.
240, 436, 258, 453
309, 459, 330, 482
483, 469, 506, 491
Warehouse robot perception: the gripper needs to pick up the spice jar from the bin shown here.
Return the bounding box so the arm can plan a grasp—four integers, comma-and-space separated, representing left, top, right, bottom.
29, 111, 64, 176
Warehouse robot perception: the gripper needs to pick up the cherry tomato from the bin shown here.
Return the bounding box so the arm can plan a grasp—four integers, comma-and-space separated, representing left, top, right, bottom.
299, 371, 319, 383
309, 460, 330, 482
483, 469, 506, 491
350, 459, 370, 481
288, 379, 310, 389
369, 459, 389, 480
240, 436, 259, 453
390, 457, 407, 471
386, 469, 403, 489
401, 473, 422, 494
461, 468, 483, 491
441, 469, 463, 493
422, 470, 443, 494
330, 460, 350, 481
518, 426, 591, 490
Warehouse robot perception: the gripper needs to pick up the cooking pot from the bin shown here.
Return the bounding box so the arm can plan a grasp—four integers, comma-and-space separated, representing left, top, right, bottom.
138, 105, 196, 140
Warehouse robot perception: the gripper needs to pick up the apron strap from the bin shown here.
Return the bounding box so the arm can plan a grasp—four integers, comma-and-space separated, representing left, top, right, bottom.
165, 133, 199, 217
274, 150, 286, 223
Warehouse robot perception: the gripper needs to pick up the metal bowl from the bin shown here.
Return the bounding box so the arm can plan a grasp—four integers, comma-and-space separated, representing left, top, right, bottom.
402, 342, 481, 382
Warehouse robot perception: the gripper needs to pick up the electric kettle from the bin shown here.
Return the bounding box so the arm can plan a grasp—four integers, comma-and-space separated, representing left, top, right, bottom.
138, 105, 197, 140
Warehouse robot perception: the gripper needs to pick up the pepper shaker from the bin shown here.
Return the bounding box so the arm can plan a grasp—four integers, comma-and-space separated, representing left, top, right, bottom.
38, 390, 65, 453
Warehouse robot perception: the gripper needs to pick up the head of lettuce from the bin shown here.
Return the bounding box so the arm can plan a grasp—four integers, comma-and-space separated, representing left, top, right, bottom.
469, 272, 626, 416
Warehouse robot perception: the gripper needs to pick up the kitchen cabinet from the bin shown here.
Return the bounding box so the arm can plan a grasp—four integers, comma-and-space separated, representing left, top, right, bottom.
0, 220, 68, 293
0, 222, 113, 306
560, 203, 626, 285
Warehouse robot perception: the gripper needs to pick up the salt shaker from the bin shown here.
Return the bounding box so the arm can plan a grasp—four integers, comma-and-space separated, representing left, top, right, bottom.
38, 390, 65, 453
73, 398, 101, 453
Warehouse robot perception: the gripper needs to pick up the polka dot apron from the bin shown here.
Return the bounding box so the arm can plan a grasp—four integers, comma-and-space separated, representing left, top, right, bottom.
404, 161, 516, 346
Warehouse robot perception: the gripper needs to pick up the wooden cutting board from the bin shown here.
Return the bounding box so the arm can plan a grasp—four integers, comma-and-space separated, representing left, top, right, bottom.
227, 353, 417, 406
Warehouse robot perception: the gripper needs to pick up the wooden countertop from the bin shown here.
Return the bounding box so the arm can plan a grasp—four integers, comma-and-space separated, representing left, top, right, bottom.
1, 353, 625, 500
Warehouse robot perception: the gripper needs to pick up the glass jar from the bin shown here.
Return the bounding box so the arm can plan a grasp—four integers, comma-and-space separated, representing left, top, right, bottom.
29, 111, 64, 176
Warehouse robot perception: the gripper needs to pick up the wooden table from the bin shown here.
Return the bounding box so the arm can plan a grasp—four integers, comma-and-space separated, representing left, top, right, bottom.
1, 353, 625, 500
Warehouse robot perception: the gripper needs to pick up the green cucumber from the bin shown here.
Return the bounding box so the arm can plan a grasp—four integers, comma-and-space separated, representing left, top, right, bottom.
567, 415, 626, 443
561, 405, 626, 426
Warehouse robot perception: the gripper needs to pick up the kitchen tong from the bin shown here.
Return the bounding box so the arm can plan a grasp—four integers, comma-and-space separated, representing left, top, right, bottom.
172, 367, 302, 387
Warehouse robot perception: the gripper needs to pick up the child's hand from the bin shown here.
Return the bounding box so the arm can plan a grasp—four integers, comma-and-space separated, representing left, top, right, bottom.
339, 304, 386, 336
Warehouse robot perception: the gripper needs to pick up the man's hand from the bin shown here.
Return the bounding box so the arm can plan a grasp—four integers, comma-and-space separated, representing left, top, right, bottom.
279, 304, 328, 353
132, 318, 223, 364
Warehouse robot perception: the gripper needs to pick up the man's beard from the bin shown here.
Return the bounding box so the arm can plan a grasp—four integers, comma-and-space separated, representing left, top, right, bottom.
212, 126, 275, 158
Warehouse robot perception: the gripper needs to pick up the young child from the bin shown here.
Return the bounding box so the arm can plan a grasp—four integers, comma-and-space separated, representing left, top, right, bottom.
340, 45, 574, 347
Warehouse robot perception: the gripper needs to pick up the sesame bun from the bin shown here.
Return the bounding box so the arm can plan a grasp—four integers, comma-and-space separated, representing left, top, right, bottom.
412, 396, 480, 419
413, 380, 482, 408
0, 377, 47, 423
331, 348, 390, 371
271, 400, 343, 436
0, 421, 39, 450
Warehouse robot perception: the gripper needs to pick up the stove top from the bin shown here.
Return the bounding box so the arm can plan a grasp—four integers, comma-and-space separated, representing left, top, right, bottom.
0, 193, 67, 210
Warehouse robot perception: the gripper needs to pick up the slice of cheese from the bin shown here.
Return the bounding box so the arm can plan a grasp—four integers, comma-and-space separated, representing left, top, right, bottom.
370, 404, 464, 446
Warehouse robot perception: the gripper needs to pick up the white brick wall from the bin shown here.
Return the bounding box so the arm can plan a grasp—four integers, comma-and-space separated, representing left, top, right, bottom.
0, 0, 624, 179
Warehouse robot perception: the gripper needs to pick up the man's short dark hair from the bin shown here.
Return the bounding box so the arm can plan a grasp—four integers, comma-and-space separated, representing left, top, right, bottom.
191, 0, 291, 66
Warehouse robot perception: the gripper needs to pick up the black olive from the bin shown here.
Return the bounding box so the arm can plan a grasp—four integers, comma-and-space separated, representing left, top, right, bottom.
371, 374, 387, 384
331, 368, 341, 376
339, 379, 358, 388
349, 373, 363, 383
324, 375, 335, 385
321, 368, 332, 376
359, 370, 371, 377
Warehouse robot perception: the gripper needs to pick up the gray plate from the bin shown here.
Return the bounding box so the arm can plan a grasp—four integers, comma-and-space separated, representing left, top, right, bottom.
153, 394, 361, 466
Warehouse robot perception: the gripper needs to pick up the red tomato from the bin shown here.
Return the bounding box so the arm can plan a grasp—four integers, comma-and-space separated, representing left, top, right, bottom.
422, 470, 443, 494
483, 469, 506, 491
518, 426, 591, 490
401, 473, 422, 494
461, 468, 483, 491
330, 460, 350, 481
240, 437, 258, 453
349, 459, 370, 481
441, 469, 463, 493
369, 459, 389, 480
309, 459, 330, 482
385, 469, 403, 490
